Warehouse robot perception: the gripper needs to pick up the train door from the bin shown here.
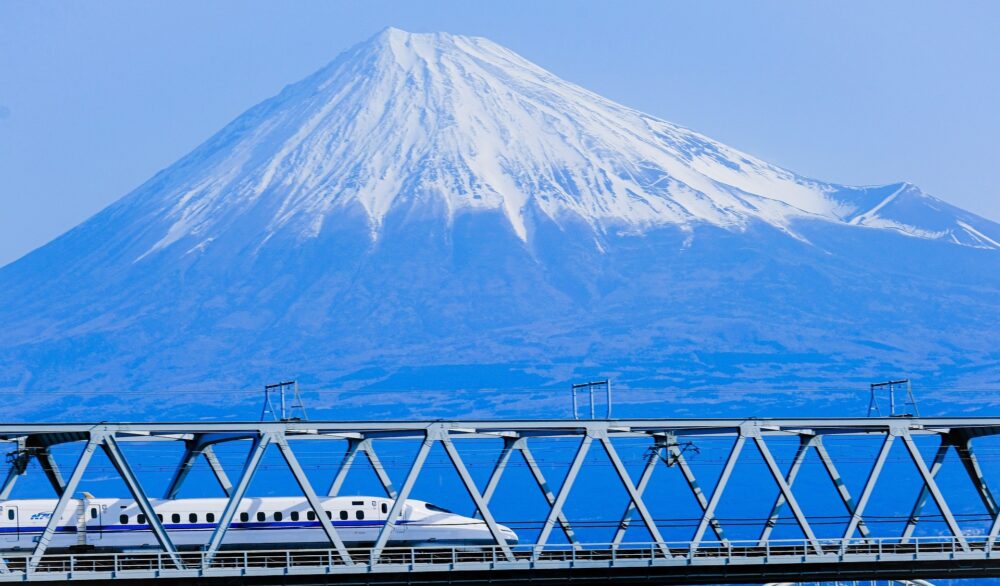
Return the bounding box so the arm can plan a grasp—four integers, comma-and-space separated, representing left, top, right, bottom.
85, 504, 104, 541
2, 506, 18, 542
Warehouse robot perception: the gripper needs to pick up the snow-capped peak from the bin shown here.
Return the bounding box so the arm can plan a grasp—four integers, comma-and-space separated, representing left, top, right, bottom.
131, 28, 998, 259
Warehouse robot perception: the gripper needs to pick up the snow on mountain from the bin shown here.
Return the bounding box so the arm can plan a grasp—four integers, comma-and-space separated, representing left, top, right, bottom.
125, 27, 997, 263
1, 28, 998, 420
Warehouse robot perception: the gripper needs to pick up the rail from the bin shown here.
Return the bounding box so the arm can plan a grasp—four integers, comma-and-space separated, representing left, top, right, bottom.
0, 536, 995, 582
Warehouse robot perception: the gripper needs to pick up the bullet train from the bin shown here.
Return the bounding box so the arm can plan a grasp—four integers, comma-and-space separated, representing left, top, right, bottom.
0, 495, 518, 552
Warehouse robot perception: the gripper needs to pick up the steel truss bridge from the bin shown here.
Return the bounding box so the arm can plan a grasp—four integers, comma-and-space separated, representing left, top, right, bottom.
1, 417, 1000, 585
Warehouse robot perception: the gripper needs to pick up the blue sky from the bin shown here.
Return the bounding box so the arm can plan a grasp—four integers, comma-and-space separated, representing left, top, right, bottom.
1, 1, 998, 266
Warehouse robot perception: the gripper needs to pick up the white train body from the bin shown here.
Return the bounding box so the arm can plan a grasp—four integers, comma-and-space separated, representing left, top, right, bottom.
0, 496, 517, 552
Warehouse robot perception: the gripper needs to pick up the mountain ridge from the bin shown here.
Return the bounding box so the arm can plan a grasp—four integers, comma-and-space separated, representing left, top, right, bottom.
1, 28, 998, 420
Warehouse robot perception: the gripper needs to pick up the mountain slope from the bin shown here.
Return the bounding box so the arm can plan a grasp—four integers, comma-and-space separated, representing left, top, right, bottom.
0, 28, 998, 419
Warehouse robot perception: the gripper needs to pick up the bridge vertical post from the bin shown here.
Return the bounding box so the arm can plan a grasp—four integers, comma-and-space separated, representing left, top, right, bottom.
533, 432, 593, 560
750, 431, 822, 555
900, 431, 970, 551
272, 433, 353, 564
202, 431, 272, 568
28, 432, 102, 570
690, 433, 745, 553
439, 431, 515, 561
597, 431, 671, 557
841, 432, 895, 551
900, 439, 951, 542
813, 438, 870, 539
759, 435, 812, 545
101, 434, 185, 570
369, 427, 436, 565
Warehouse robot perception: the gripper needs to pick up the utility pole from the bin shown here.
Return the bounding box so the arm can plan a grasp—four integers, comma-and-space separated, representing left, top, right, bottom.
260, 381, 309, 421
571, 380, 612, 419
867, 379, 919, 417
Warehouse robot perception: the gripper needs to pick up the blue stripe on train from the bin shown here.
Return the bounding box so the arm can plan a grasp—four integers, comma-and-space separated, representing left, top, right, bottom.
0, 520, 406, 535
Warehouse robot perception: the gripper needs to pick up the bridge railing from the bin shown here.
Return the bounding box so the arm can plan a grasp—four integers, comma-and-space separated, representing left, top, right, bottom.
0, 535, 991, 579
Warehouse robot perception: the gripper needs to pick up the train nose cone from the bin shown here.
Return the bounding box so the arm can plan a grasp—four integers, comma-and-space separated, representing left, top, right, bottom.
500, 525, 519, 545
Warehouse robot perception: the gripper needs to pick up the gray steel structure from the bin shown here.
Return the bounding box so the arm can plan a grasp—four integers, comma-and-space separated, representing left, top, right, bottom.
1, 417, 1000, 585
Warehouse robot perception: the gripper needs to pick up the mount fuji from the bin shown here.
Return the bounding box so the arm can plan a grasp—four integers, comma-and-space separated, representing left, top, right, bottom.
2, 28, 998, 419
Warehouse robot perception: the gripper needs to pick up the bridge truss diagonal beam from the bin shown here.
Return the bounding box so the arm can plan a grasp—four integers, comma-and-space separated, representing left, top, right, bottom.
272, 433, 353, 564
690, 435, 745, 553
164, 436, 234, 499
751, 433, 822, 555
481, 437, 580, 548
101, 435, 184, 570
596, 432, 671, 557
369, 430, 435, 564
202, 432, 272, 567
813, 438, 870, 539
533, 434, 593, 560
841, 433, 894, 551
328, 438, 396, 499
27, 433, 102, 570
440, 432, 515, 561
900, 432, 970, 551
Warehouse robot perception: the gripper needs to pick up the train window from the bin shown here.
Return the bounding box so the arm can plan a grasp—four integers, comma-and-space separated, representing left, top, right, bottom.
172, 514, 180, 523
290, 511, 299, 521
119, 514, 128, 525
240, 512, 249, 522
306, 511, 316, 521
326, 511, 332, 520
425, 504, 453, 513
137, 514, 146, 524
91, 508, 98, 519
352, 500, 364, 506
189, 513, 198, 523
381, 503, 388, 514
356, 510, 364, 520
257, 512, 266, 522
157, 514, 163, 523
339, 511, 347, 520
7, 509, 14, 520
206, 513, 215, 523
274, 512, 283, 522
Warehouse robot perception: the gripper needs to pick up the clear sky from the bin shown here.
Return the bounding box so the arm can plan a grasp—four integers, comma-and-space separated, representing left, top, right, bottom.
1, 1, 998, 266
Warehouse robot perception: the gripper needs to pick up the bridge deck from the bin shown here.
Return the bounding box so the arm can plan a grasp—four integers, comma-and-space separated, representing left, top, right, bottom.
1, 538, 1000, 585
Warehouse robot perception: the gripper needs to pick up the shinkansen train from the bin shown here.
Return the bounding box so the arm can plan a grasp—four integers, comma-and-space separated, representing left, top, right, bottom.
0, 495, 518, 551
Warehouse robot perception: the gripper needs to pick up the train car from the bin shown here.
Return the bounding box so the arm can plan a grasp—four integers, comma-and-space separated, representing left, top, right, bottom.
0, 495, 518, 551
